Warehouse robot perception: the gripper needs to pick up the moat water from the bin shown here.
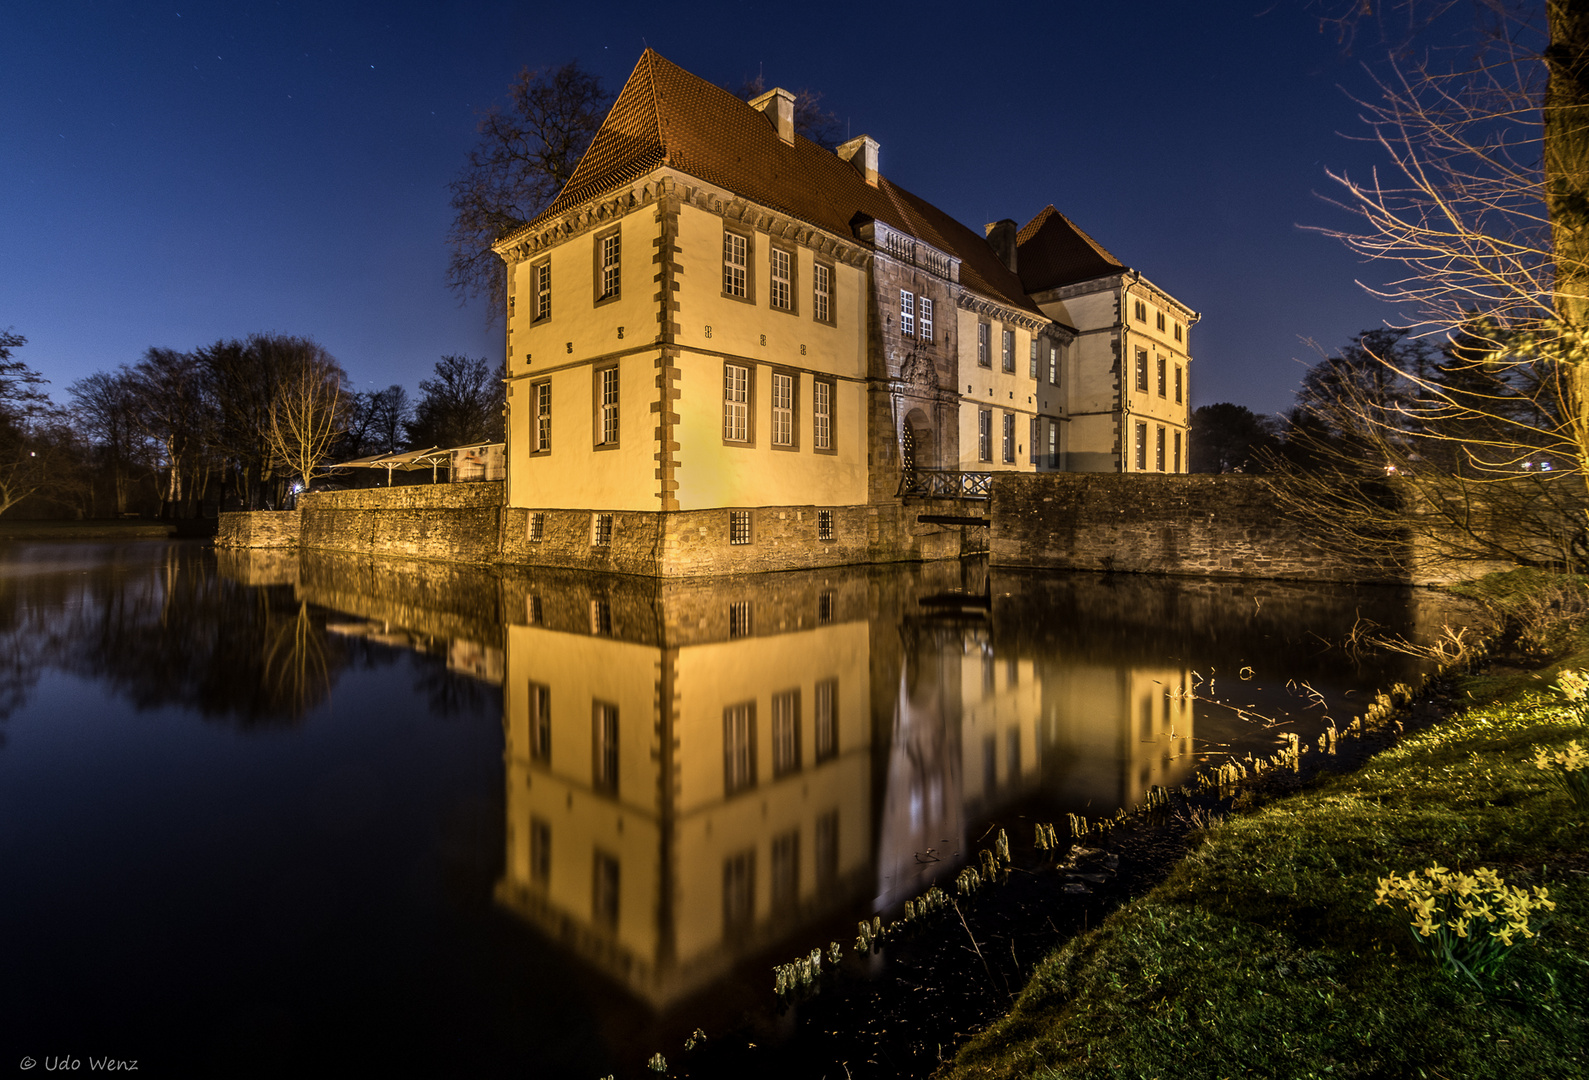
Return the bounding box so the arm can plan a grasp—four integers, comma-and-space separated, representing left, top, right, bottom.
0, 541, 1456, 1078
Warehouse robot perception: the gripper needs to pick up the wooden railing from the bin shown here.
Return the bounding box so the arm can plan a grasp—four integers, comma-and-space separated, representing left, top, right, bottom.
897, 469, 993, 500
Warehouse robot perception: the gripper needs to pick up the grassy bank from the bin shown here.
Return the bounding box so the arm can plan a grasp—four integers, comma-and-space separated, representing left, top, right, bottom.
948, 630, 1588, 1077
0, 519, 198, 540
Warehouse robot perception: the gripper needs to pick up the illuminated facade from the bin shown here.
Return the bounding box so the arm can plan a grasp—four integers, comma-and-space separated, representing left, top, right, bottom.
492, 50, 1198, 574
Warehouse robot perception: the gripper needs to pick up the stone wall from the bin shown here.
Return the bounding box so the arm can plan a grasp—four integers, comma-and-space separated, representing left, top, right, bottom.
214, 510, 301, 550
296, 482, 505, 564
987, 473, 1400, 584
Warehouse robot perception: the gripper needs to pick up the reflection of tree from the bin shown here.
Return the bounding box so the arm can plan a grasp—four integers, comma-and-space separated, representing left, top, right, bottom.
412, 652, 494, 720
261, 601, 333, 721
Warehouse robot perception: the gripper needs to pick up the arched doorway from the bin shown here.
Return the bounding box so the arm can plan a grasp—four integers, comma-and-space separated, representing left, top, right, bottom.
902, 408, 935, 471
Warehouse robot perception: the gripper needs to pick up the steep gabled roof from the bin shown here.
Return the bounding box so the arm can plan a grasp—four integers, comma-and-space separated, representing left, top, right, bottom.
518, 49, 1040, 316
1015, 205, 1128, 294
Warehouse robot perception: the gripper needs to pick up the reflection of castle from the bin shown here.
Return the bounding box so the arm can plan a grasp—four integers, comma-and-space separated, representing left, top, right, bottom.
488, 565, 1195, 1008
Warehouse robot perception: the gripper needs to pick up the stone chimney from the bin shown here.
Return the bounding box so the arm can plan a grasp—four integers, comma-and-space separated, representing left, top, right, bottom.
750, 87, 796, 145
985, 219, 1018, 273
837, 135, 880, 186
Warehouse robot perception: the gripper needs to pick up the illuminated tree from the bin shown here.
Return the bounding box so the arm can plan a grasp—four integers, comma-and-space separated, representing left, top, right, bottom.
265, 344, 347, 493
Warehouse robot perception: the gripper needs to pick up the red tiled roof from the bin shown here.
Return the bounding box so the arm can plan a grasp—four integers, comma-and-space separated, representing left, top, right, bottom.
518, 49, 1041, 316
1015, 205, 1128, 293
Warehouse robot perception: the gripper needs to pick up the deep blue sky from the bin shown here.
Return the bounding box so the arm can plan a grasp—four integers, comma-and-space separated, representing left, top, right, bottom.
4, 0, 1416, 417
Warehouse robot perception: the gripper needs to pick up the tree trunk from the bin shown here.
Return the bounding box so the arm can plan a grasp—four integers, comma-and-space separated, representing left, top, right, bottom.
1546, 0, 1589, 531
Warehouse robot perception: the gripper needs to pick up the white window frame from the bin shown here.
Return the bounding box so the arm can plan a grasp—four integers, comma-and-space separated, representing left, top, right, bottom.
919, 296, 932, 340
723, 363, 749, 443
723, 231, 748, 298
599, 232, 621, 301
812, 378, 832, 452
813, 262, 832, 324
770, 247, 792, 311
533, 380, 552, 452
771, 371, 794, 447
598, 366, 619, 446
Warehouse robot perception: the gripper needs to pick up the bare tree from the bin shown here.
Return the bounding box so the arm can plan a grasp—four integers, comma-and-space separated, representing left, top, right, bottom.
406, 355, 502, 449
67, 371, 143, 516
446, 62, 612, 317
730, 76, 844, 149
265, 344, 347, 493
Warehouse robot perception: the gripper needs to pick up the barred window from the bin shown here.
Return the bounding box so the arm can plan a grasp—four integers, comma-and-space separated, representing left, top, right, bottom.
529, 681, 551, 762
592, 701, 619, 793
814, 678, 837, 762
900, 289, 915, 336
813, 262, 832, 323
592, 513, 613, 546
723, 364, 749, 442
813, 379, 832, 451
723, 702, 756, 795
534, 381, 551, 452
528, 511, 545, 542
1002, 329, 1015, 372
772, 372, 794, 447
729, 510, 752, 546
817, 590, 834, 625
598, 366, 619, 445
770, 248, 792, 310
771, 690, 801, 777
723, 231, 748, 297
920, 296, 933, 340
817, 509, 834, 540
599, 232, 620, 300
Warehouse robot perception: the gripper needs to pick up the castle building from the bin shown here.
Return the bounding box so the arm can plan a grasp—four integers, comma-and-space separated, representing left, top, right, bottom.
493, 50, 1197, 575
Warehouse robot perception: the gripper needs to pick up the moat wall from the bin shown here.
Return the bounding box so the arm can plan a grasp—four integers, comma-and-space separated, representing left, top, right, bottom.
987, 473, 1401, 584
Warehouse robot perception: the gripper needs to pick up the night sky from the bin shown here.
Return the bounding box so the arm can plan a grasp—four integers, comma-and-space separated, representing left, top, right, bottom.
4, 0, 1428, 418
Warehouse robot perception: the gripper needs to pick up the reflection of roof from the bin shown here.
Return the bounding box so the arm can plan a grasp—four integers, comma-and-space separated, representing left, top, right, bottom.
1015, 205, 1128, 293
509, 49, 1040, 315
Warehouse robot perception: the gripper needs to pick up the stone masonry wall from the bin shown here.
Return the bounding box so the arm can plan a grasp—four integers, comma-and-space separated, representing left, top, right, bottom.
296, 482, 505, 564
214, 510, 301, 549
988, 473, 1403, 584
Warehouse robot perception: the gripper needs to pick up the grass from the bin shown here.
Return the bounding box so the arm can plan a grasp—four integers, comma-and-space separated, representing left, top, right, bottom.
947, 624, 1589, 1078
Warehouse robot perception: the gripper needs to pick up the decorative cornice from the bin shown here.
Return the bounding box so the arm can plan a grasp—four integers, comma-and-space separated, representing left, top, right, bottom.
955, 291, 1054, 334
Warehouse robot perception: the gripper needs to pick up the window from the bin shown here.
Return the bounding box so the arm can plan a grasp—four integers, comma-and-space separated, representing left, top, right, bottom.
723, 230, 748, 298
596, 365, 619, 446
592, 701, 619, 793
771, 830, 800, 911
813, 378, 833, 452
532, 258, 551, 322
1029, 417, 1039, 465
729, 510, 752, 546
528, 512, 545, 542
592, 513, 613, 546
814, 678, 838, 761
530, 818, 550, 886
770, 247, 793, 311
596, 229, 621, 302
1134, 421, 1148, 470
532, 380, 551, 453
817, 509, 834, 541
527, 594, 543, 624
1135, 349, 1149, 392
1174, 321, 1183, 343
590, 598, 612, 635
1047, 419, 1058, 468
1049, 345, 1059, 386
1029, 339, 1039, 379
729, 600, 752, 638
723, 363, 750, 443
978, 408, 992, 462
771, 372, 795, 448
723, 702, 757, 795
1132, 298, 1146, 322
920, 296, 933, 340
1175, 365, 1184, 404
1173, 430, 1183, 473
1156, 425, 1166, 471
529, 682, 551, 763
1002, 329, 1015, 372
1002, 412, 1015, 463
1156, 311, 1166, 332
977, 322, 991, 367
1157, 355, 1167, 398
592, 851, 619, 928
900, 290, 915, 336
815, 810, 838, 891
772, 689, 801, 777
813, 262, 832, 323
